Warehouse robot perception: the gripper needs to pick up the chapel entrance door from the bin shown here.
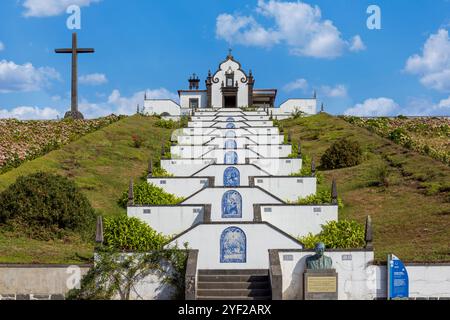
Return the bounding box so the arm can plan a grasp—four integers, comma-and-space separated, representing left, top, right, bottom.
224, 95, 237, 108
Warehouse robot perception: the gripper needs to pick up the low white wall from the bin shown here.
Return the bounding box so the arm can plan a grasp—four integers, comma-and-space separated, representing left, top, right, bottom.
178, 135, 215, 145
169, 224, 303, 270
143, 100, 181, 116
200, 149, 260, 164
248, 145, 292, 158
280, 253, 450, 300
0, 265, 90, 296
147, 178, 209, 198
250, 158, 302, 176
161, 159, 212, 176
261, 205, 338, 237
279, 250, 376, 300
182, 188, 282, 222
374, 265, 450, 299
171, 145, 216, 158
193, 165, 270, 186
254, 177, 316, 201
128, 206, 204, 236
180, 127, 279, 138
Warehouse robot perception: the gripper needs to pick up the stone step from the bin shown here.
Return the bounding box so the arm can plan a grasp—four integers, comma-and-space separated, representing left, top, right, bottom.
197, 296, 272, 301
198, 269, 269, 276
197, 288, 272, 298
198, 281, 270, 290
198, 275, 269, 283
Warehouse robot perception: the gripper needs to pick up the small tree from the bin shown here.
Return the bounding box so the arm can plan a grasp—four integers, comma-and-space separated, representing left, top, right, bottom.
320, 138, 363, 170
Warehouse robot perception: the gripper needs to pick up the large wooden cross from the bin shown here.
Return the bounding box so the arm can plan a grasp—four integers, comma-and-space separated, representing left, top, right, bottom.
55, 32, 94, 119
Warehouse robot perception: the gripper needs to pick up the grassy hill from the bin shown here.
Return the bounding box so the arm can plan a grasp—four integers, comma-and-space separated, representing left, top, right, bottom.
282, 113, 450, 263
0, 115, 172, 263
0, 113, 448, 263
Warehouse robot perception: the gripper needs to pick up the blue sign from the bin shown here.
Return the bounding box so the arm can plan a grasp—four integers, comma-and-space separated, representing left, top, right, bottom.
388, 254, 409, 299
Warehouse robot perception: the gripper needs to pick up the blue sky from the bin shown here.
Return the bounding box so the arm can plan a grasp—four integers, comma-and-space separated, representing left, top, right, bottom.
0, 0, 449, 119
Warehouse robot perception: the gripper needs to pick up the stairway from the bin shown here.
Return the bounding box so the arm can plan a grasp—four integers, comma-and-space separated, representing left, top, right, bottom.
196, 270, 272, 300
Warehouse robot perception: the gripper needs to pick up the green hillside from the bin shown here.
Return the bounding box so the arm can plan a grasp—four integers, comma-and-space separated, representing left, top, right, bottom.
283, 113, 450, 263
0, 115, 172, 263
0, 113, 449, 264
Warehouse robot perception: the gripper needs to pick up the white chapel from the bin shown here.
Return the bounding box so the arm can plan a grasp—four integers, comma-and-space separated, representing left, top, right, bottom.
143, 51, 317, 118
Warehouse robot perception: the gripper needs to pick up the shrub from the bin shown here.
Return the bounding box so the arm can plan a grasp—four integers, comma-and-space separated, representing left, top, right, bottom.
118, 182, 184, 208
132, 135, 144, 148
320, 138, 363, 170
103, 215, 169, 252
292, 189, 344, 210
298, 220, 365, 249
153, 166, 173, 177
155, 119, 177, 129
0, 172, 96, 239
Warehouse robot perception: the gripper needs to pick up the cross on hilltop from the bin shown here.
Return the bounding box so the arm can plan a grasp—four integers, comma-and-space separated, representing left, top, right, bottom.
55, 32, 95, 120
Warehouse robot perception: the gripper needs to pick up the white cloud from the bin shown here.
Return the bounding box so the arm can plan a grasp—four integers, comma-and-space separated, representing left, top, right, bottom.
400, 96, 450, 116
0, 106, 60, 120
349, 35, 366, 52
0, 41, 4, 51
405, 29, 450, 92
79, 88, 178, 118
283, 78, 308, 92
22, 0, 101, 17
344, 98, 399, 116
320, 84, 347, 98
0, 60, 60, 93
79, 73, 108, 86
216, 0, 361, 59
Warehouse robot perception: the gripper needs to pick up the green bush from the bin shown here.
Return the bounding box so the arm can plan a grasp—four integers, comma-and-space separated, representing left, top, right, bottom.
320, 138, 363, 170
0, 172, 96, 239
298, 220, 365, 249
153, 166, 174, 177
289, 154, 325, 184
291, 189, 344, 209
103, 215, 169, 251
118, 182, 184, 208
155, 119, 177, 129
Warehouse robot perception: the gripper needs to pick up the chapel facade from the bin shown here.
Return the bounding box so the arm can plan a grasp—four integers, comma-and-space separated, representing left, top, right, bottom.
143, 52, 317, 118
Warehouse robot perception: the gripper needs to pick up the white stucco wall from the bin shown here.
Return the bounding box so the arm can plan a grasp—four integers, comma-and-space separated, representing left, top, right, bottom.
193, 164, 270, 186
168, 224, 303, 270
275, 99, 317, 116
128, 206, 204, 236
146, 178, 210, 198
247, 145, 292, 158
261, 205, 338, 238
250, 158, 302, 176
279, 250, 377, 300
197, 148, 260, 164
143, 100, 181, 116
182, 187, 282, 222
160, 159, 212, 176
179, 91, 207, 109
254, 177, 316, 201
211, 59, 249, 108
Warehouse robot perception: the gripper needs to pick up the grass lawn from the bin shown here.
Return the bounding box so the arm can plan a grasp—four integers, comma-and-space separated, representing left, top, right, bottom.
0, 115, 172, 264
282, 113, 450, 263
